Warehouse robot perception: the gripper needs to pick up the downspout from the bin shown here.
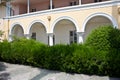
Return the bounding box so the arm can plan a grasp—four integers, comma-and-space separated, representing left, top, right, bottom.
7, 18, 9, 40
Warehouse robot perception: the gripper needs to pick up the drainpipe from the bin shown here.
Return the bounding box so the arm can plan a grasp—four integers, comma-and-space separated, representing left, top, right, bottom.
7, 18, 10, 41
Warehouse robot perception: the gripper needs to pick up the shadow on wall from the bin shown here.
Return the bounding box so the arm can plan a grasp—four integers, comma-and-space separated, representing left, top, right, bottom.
0, 62, 10, 80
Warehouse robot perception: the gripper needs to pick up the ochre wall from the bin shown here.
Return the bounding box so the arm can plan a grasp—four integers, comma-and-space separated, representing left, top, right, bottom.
1, 1, 120, 40
7, 5, 119, 34
0, 5, 6, 18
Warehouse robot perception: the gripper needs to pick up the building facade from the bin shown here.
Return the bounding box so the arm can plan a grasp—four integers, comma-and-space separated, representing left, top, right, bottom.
0, 0, 120, 45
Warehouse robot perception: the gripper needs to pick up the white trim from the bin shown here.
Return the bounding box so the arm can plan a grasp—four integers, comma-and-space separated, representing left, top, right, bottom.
82, 12, 118, 32
51, 16, 79, 33
27, 20, 48, 34
10, 22, 24, 35
4, 0, 120, 19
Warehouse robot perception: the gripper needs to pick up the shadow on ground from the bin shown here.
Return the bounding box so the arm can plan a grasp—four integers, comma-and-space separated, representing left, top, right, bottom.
31, 69, 59, 80
109, 78, 120, 80
0, 62, 10, 80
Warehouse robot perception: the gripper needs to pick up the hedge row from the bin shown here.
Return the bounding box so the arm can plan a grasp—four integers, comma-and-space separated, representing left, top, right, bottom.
0, 39, 119, 77
0, 26, 120, 77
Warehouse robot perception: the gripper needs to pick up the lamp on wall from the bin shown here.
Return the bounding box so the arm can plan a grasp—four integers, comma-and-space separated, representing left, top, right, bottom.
47, 16, 51, 21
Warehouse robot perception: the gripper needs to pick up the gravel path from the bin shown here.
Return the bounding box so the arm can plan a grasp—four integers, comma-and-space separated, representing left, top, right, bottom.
0, 62, 120, 80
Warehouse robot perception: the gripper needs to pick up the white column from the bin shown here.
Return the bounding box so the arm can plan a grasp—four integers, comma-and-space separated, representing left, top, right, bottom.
77, 32, 84, 43
9, 34, 12, 42
79, 0, 81, 5
24, 34, 30, 39
27, 0, 30, 13
48, 33, 53, 46
50, 0, 53, 9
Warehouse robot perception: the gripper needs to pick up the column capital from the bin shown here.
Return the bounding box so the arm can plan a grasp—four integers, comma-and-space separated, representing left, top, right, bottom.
47, 33, 54, 36
77, 32, 84, 43
24, 34, 30, 36
77, 32, 84, 36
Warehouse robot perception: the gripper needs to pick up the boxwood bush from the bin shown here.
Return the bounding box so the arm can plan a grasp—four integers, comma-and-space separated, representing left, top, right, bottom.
0, 38, 46, 65
85, 25, 120, 51
85, 25, 120, 77
0, 25, 120, 77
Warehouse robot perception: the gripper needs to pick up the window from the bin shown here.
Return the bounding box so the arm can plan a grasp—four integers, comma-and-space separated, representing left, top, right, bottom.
70, 30, 77, 44
69, 1, 77, 6
31, 8, 36, 12
69, 2, 73, 6
94, 0, 98, 2
53, 35, 55, 45
94, 0, 102, 2
48, 5, 55, 9
31, 32, 36, 40
74, 1, 77, 5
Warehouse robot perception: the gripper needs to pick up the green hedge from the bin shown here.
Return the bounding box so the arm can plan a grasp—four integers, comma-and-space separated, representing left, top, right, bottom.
85, 25, 120, 77
0, 38, 46, 65
0, 40, 111, 76
85, 25, 120, 51
0, 25, 120, 77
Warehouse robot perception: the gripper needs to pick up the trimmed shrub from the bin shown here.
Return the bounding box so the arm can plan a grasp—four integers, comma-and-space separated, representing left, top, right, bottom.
0, 42, 2, 60
85, 25, 120, 51
85, 25, 120, 77
106, 49, 120, 77
0, 33, 120, 77
0, 40, 11, 62
0, 38, 47, 65
33, 44, 75, 70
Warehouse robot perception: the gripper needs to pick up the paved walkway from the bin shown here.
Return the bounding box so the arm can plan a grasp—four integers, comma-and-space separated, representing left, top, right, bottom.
0, 62, 120, 80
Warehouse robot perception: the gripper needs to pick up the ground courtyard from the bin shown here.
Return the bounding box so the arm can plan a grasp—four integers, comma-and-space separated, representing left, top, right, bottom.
0, 62, 120, 80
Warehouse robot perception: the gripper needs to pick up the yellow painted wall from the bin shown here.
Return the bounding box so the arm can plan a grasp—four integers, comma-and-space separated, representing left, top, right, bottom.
0, 5, 6, 18
1, 1, 120, 41
8, 5, 119, 33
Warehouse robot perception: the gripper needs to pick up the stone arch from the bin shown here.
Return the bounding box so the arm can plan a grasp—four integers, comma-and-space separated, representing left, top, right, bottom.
28, 20, 48, 44
82, 13, 118, 41
51, 16, 79, 33
10, 23, 24, 40
82, 13, 118, 32
52, 16, 79, 44
10, 22, 24, 35
28, 20, 48, 34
